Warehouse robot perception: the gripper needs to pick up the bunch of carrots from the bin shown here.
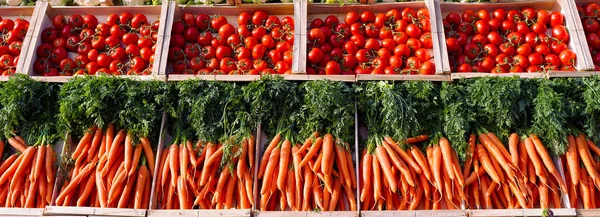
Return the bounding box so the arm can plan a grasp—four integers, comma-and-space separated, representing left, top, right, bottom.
0, 139, 56, 208
55, 77, 165, 209
563, 133, 600, 209
258, 132, 357, 211
0, 75, 59, 208
154, 137, 255, 209
55, 124, 154, 208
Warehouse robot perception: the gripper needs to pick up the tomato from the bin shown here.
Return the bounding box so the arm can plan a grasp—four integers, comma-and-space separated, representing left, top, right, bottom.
415, 48, 431, 62
180, 27, 199, 43
406, 38, 422, 52
470, 34, 488, 45
512, 55, 529, 69
506, 32, 523, 45
52, 15, 66, 30
74, 55, 88, 68
219, 57, 236, 73
462, 10, 477, 23
406, 24, 422, 38
493, 9, 506, 21
527, 53, 543, 66
7, 41, 20, 56
500, 42, 515, 56
446, 12, 461, 25
59, 58, 75, 73
535, 44, 550, 56
86, 62, 100, 74
109, 47, 126, 61
324, 61, 340, 75
516, 44, 532, 56
283, 51, 293, 65
77, 42, 92, 56
550, 12, 564, 27
12, 20, 28, 38
364, 38, 380, 51
41, 28, 58, 43
310, 19, 323, 29
501, 20, 516, 33
405, 57, 422, 69
475, 20, 490, 34
81, 14, 98, 30
552, 25, 569, 42
215, 45, 232, 60
95, 23, 110, 37
550, 41, 568, 54
530, 22, 547, 35
457, 63, 472, 72
346, 12, 359, 24
446, 38, 460, 52
64, 36, 80, 52
486, 31, 502, 46
60, 24, 76, 38
0, 54, 13, 69
537, 10, 549, 25
120, 12, 134, 25
355, 49, 369, 63
588, 33, 600, 49
464, 43, 481, 59
323, 15, 339, 29
209, 16, 227, 31
559, 49, 576, 66
483, 44, 499, 58
545, 54, 561, 66
268, 50, 282, 63
360, 11, 376, 23
49, 48, 67, 65
458, 22, 474, 35
130, 57, 146, 72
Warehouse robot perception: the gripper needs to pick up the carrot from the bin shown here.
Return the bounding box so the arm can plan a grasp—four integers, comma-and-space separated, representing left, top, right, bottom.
56, 162, 95, 205
76, 172, 96, 207
360, 151, 372, 202
261, 146, 280, 195
432, 145, 443, 192
313, 175, 324, 210
72, 127, 95, 159
465, 166, 486, 186
345, 150, 357, 189
472, 181, 480, 209
298, 132, 319, 154
129, 144, 143, 176
321, 134, 335, 176
384, 136, 422, 174
329, 178, 342, 211
134, 165, 148, 209
123, 134, 133, 177
438, 138, 457, 183
489, 151, 505, 183
291, 146, 302, 209
375, 145, 397, 193
259, 133, 281, 178
96, 171, 108, 208
87, 127, 103, 162
463, 134, 476, 179
140, 137, 154, 175
181, 142, 189, 181
204, 145, 223, 171
519, 139, 528, 178
108, 169, 127, 206
382, 140, 414, 187
237, 140, 248, 179
10, 146, 35, 186
372, 153, 382, 201
177, 176, 191, 209
105, 123, 115, 153
24, 178, 39, 208
302, 168, 313, 211
199, 142, 215, 186
169, 144, 179, 187
285, 169, 295, 210
581, 168, 591, 209
451, 148, 465, 187
299, 137, 323, 168
530, 134, 567, 192
509, 133, 519, 167
103, 129, 126, 176
335, 145, 351, 189
277, 139, 292, 191
476, 144, 501, 183
0, 155, 17, 177
566, 135, 580, 186
487, 133, 513, 164
311, 152, 323, 173
479, 133, 515, 179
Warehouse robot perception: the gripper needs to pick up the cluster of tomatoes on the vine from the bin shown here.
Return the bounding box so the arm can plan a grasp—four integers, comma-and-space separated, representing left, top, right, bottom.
444, 8, 576, 73
307, 9, 435, 75
167, 11, 294, 75
35, 13, 159, 76
577, 3, 600, 70
0, 17, 30, 76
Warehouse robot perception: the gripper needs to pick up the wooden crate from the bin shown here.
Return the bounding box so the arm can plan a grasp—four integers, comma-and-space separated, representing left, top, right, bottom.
147, 209, 251, 217
302, 0, 445, 78
465, 208, 576, 217
357, 74, 451, 81
160, 2, 296, 79
437, 0, 592, 76
0, 208, 45, 216
563, 0, 599, 76
44, 206, 146, 217
0, 5, 42, 75
361, 210, 466, 217
255, 211, 358, 217
20, 2, 169, 81
451, 72, 546, 80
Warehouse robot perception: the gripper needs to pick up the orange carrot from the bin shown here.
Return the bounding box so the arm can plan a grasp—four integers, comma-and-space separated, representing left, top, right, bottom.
140, 137, 154, 175
76, 172, 96, 207
259, 133, 281, 178
298, 131, 319, 154
291, 145, 302, 209
72, 127, 95, 159
375, 145, 397, 193
300, 137, 323, 167
302, 168, 313, 211
382, 140, 414, 187
329, 178, 342, 211
476, 144, 501, 183
123, 134, 133, 177
321, 134, 334, 176
129, 144, 143, 176
479, 133, 515, 179
169, 144, 179, 187
463, 134, 476, 179
277, 139, 292, 191
10, 146, 35, 185
384, 136, 422, 174
566, 135, 580, 186
345, 150, 357, 189
237, 139, 248, 179
87, 127, 103, 162
530, 134, 567, 192
134, 165, 148, 209
335, 145, 351, 189
432, 145, 443, 192
372, 154, 382, 202
261, 146, 280, 195
439, 138, 456, 182
103, 129, 126, 176
180, 142, 189, 180
509, 133, 519, 167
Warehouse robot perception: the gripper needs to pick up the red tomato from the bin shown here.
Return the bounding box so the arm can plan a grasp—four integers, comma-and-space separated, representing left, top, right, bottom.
559, 49, 576, 66
325, 61, 341, 75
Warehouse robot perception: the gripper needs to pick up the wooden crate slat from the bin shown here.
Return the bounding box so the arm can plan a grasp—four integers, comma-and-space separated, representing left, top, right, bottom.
0, 208, 44, 216
147, 208, 251, 217
547, 71, 600, 77
255, 211, 358, 217
356, 74, 451, 81
451, 73, 546, 79
44, 206, 146, 217
467, 208, 575, 217
568, 0, 597, 71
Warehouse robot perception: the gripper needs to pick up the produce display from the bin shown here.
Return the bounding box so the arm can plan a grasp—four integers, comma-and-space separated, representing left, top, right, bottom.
356, 77, 597, 210
167, 11, 294, 75
577, 3, 600, 70
34, 13, 160, 76
0, 16, 30, 76
0, 75, 59, 208
156, 80, 255, 209
307, 9, 436, 75
443, 8, 577, 73
251, 78, 356, 211
55, 76, 165, 208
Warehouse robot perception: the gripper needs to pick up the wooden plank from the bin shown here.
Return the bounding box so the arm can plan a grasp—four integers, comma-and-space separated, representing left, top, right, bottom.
44, 206, 146, 217
147, 209, 251, 217
167, 74, 260, 81
256, 211, 358, 217
0, 208, 44, 216
451, 73, 546, 79
568, 0, 597, 71
278, 74, 356, 82
356, 74, 451, 81
576, 209, 600, 217
292, 0, 306, 74
149, 111, 168, 209
548, 71, 600, 77
467, 209, 575, 217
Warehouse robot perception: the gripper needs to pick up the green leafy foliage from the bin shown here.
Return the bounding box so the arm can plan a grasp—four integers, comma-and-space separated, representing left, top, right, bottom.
531, 79, 570, 156
401, 81, 441, 137
440, 81, 474, 162
0, 74, 60, 145
59, 76, 166, 143
582, 76, 600, 142
300, 80, 354, 148
243, 76, 301, 140
466, 77, 537, 141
